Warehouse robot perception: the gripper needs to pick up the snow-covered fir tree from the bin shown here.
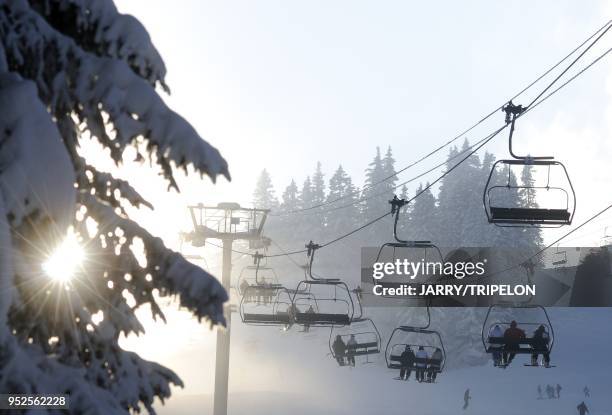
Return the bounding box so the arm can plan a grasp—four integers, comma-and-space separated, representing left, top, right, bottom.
0, 1, 229, 413
280, 179, 299, 213
325, 165, 360, 235
253, 168, 278, 209
361, 147, 386, 221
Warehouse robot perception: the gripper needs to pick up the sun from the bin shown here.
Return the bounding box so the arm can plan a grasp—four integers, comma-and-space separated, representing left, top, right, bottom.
42, 231, 85, 283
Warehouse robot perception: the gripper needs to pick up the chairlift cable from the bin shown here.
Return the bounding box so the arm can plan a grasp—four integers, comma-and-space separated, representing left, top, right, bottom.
193, 44, 612, 261
270, 19, 612, 217
488, 200, 612, 279
524, 20, 612, 110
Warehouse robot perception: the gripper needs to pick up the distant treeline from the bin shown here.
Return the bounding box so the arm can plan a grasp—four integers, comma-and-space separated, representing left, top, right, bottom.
253, 140, 542, 253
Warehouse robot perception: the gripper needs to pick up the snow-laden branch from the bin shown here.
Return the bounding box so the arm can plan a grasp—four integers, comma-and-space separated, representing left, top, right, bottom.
79, 162, 154, 212
29, 0, 169, 91
0, 0, 230, 187
81, 194, 228, 325
0, 71, 76, 229
0, 333, 184, 414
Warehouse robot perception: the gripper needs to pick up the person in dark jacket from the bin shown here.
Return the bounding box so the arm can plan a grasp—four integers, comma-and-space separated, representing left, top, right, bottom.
332, 335, 346, 366
399, 346, 415, 380
531, 324, 551, 367
415, 346, 428, 382
463, 389, 471, 410
502, 320, 525, 366
577, 401, 589, 415
427, 348, 443, 382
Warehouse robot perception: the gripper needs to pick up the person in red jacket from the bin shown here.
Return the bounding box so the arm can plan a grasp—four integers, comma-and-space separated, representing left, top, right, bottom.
502, 320, 525, 366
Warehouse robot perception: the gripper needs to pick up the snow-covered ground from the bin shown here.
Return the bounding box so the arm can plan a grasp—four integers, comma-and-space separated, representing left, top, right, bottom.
157, 308, 612, 415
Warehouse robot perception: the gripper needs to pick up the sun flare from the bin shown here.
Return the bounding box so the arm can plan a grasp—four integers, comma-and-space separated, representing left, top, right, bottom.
42, 232, 84, 283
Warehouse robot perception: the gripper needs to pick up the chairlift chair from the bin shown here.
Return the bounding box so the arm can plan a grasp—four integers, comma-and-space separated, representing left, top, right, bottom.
239, 287, 294, 326
329, 318, 382, 364
483, 102, 575, 227
238, 252, 294, 326
328, 288, 382, 365
551, 246, 568, 267
372, 196, 444, 297
290, 241, 355, 327
236, 253, 283, 297
481, 303, 555, 367
385, 327, 446, 380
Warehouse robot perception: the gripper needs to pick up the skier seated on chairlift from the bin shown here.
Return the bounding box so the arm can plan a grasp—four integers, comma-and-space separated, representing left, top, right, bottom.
303, 304, 315, 332
285, 303, 298, 330
258, 277, 269, 304
427, 347, 443, 382
332, 335, 347, 366
346, 334, 358, 367
502, 320, 525, 366
488, 324, 504, 366
415, 346, 429, 382
240, 279, 250, 300
530, 324, 551, 367
399, 345, 415, 381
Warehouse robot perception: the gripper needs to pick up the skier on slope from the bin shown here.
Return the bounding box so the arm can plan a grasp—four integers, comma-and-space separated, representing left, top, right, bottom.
556, 384, 562, 399
583, 386, 590, 398
577, 401, 589, 415
537, 384, 542, 399
463, 389, 471, 410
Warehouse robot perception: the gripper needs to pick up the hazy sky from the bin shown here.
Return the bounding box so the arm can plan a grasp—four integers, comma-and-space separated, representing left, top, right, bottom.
106, 0, 612, 247
107, 0, 612, 401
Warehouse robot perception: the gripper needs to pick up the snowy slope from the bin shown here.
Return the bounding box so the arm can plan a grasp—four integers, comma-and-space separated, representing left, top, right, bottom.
157, 308, 612, 415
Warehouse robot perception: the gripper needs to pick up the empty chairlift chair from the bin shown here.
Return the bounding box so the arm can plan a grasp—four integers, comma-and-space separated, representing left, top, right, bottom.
483, 102, 575, 227
291, 241, 355, 327
373, 196, 444, 296
551, 246, 567, 267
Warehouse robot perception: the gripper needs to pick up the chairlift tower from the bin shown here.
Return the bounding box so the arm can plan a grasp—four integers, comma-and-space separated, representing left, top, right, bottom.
183, 202, 270, 415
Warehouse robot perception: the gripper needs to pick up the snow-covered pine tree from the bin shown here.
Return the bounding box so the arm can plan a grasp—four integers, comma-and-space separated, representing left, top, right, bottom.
266, 179, 299, 244
253, 168, 279, 209
406, 183, 438, 242
455, 140, 486, 246
399, 184, 409, 201
280, 179, 299, 213
325, 165, 360, 236
0, 1, 229, 413
309, 161, 327, 234
381, 146, 398, 198
311, 162, 326, 210
519, 164, 543, 251
299, 176, 314, 212
361, 147, 386, 222
436, 145, 464, 246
